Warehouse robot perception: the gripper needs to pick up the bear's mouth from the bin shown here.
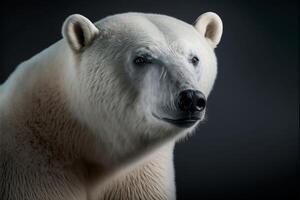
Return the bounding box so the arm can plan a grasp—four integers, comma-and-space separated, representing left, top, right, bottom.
152, 113, 201, 128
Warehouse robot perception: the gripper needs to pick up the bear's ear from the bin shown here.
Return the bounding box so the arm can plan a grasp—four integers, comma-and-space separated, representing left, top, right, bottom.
62, 14, 99, 52
194, 12, 223, 48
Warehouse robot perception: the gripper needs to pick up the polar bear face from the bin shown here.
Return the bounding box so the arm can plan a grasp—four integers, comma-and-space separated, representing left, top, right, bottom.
62, 13, 222, 164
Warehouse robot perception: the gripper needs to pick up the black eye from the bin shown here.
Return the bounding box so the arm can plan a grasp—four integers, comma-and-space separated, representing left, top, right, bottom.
133, 56, 151, 66
191, 56, 199, 66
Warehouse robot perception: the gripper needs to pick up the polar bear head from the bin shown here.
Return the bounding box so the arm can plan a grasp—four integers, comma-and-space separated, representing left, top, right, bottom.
62, 12, 222, 164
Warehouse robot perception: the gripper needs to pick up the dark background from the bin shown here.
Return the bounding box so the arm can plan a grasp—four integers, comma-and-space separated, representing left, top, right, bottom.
0, 0, 298, 199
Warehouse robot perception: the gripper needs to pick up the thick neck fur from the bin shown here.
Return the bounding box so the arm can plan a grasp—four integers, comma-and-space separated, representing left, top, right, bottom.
0, 41, 175, 200
0, 41, 107, 199
3, 43, 81, 157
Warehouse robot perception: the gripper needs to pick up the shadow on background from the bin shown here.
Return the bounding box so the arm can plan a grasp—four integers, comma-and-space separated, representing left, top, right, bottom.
0, 0, 298, 199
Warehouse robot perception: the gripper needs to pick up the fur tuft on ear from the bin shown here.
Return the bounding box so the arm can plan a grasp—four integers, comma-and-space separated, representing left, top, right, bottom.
194, 12, 223, 48
62, 14, 99, 52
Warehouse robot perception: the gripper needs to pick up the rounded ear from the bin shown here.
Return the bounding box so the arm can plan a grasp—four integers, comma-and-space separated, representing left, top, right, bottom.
62, 14, 99, 52
194, 12, 223, 48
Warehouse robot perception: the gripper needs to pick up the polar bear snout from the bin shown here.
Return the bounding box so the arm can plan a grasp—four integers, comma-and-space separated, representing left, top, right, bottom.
153, 90, 206, 128
177, 89, 206, 113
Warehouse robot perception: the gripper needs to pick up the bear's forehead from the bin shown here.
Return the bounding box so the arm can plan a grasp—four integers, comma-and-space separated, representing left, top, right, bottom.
95, 13, 202, 51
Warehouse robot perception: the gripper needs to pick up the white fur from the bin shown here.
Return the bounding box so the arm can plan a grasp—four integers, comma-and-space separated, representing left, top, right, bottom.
194, 12, 223, 48
0, 12, 222, 200
62, 14, 99, 51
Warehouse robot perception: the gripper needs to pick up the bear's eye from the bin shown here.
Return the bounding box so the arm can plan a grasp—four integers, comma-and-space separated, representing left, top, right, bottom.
133, 56, 151, 66
191, 56, 199, 66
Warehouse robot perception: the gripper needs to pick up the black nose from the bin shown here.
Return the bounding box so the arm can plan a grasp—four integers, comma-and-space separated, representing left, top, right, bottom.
178, 89, 206, 113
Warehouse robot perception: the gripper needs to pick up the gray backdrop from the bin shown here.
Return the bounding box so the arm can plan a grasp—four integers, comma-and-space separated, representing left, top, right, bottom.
0, 0, 298, 199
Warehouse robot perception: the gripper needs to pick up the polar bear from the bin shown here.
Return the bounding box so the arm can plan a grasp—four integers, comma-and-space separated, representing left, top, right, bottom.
0, 12, 222, 200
